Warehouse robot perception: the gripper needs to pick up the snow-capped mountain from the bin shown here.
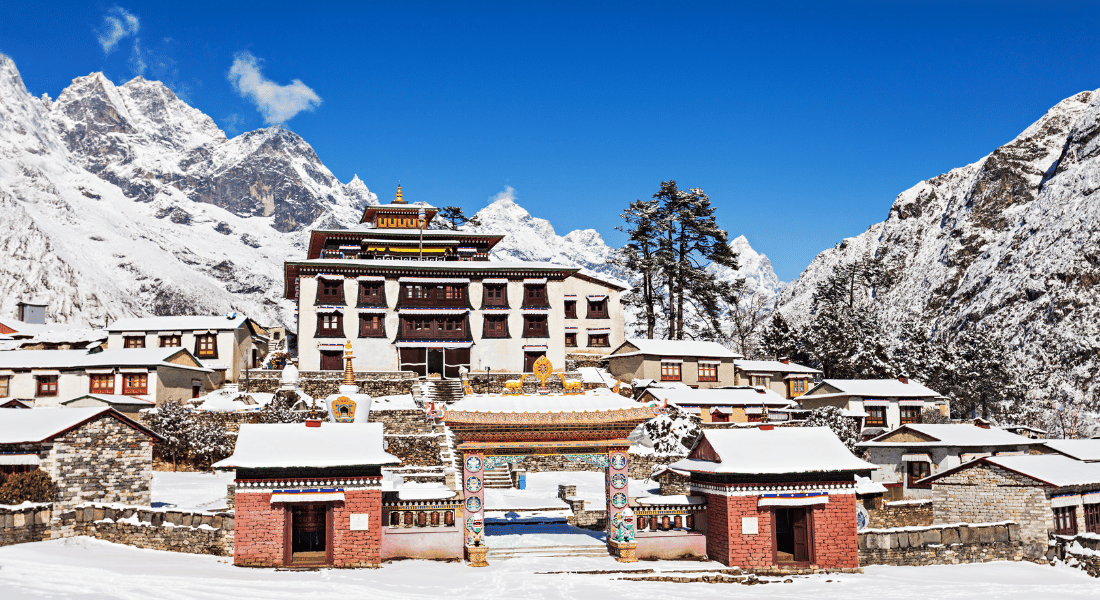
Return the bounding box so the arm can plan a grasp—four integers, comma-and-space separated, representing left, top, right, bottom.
775, 88, 1100, 398
0, 54, 375, 328
707, 235, 786, 299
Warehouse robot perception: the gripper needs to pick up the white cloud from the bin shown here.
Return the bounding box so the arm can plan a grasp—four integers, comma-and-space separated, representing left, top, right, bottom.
227, 52, 322, 125
222, 113, 244, 136
490, 186, 518, 203
97, 6, 140, 55
129, 39, 147, 76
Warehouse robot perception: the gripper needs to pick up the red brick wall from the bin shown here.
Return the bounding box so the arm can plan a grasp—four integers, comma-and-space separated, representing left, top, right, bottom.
234, 492, 286, 567
232, 489, 383, 568
332, 489, 382, 568
811, 493, 858, 568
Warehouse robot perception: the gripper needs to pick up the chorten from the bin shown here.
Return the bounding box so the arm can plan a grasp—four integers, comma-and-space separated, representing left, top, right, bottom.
324, 341, 373, 423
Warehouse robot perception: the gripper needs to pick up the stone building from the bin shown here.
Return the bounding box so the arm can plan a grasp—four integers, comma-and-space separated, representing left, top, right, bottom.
732, 359, 821, 399
670, 427, 875, 569
285, 186, 626, 376
607, 339, 741, 389
639, 386, 795, 423
215, 421, 401, 567
799, 378, 949, 436
857, 424, 1040, 501
921, 454, 1100, 558
0, 347, 220, 407
0, 407, 159, 506
106, 314, 265, 383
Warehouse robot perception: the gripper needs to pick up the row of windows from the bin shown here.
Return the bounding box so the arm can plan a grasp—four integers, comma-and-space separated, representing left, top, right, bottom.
316, 280, 610, 316
865, 406, 923, 428
29, 373, 149, 397
123, 334, 217, 358
315, 313, 609, 345
660, 363, 720, 382
1053, 505, 1100, 536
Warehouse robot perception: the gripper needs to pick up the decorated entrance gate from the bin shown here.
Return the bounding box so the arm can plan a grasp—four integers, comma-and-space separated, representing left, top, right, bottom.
444, 357, 663, 565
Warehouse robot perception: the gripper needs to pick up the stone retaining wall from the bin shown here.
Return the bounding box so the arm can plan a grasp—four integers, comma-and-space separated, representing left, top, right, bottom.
371, 409, 436, 435
1050, 534, 1100, 577
868, 500, 933, 529
242, 371, 418, 397
0, 503, 52, 546
858, 521, 1025, 566
385, 434, 444, 466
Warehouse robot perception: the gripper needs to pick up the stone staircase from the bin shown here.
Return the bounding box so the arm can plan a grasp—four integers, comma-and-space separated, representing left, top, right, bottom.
415, 379, 466, 406
483, 465, 513, 489
487, 545, 611, 560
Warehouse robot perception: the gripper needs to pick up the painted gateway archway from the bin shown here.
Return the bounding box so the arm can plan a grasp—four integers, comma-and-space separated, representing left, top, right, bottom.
443, 357, 664, 565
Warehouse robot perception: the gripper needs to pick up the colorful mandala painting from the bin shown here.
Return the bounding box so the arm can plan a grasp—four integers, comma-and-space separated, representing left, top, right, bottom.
465, 455, 483, 473
611, 492, 628, 508
465, 476, 483, 493
611, 473, 627, 489
610, 453, 627, 470
465, 496, 483, 513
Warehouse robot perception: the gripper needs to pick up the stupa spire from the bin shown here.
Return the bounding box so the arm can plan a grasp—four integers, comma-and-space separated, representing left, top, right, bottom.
394, 181, 406, 204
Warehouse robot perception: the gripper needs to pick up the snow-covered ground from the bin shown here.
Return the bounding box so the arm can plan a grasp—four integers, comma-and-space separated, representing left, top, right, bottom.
0, 538, 1096, 600
151, 471, 235, 512
484, 471, 658, 511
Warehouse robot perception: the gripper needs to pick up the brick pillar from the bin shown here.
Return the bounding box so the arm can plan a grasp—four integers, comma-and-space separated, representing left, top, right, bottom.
461, 452, 486, 546
606, 449, 630, 538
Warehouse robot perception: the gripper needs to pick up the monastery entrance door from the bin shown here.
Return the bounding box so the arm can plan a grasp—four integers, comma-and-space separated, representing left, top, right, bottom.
287, 503, 332, 566
774, 507, 812, 564
428, 349, 444, 376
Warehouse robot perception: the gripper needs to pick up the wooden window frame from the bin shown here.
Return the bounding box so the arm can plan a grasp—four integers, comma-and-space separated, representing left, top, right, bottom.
900, 407, 922, 425
522, 285, 549, 308
522, 315, 549, 338
123, 336, 145, 349
865, 407, 886, 428
483, 284, 508, 308
1085, 503, 1100, 534
316, 278, 346, 306
1054, 506, 1078, 536
122, 373, 148, 396
586, 298, 608, 319
0, 376, 8, 398
195, 334, 219, 358
483, 315, 509, 339
565, 332, 577, 347
698, 363, 718, 382
316, 314, 344, 338
564, 300, 577, 319
357, 282, 386, 307
790, 378, 806, 395
36, 375, 58, 397
587, 333, 609, 347
89, 374, 115, 394
159, 335, 181, 348
358, 314, 385, 338
399, 316, 469, 340
750, 374, 769, 387
661, 362, 681, 382
907, 461, 931, 489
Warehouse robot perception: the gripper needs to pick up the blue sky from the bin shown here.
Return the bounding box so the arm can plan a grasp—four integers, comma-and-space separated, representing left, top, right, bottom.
3, 1, 1100, 279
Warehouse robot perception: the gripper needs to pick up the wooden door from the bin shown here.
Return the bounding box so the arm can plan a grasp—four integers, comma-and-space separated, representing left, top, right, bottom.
320, 351, 342, 371
791, 508, 810, 562
524, 351, 545, 372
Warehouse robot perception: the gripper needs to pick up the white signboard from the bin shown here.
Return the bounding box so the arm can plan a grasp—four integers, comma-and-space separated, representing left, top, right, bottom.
349, 513, 370, 531
741, 517, 758, 535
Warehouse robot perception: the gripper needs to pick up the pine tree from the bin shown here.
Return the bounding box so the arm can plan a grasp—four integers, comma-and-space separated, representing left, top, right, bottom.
938, 326, 1021, 420
144, 400, 196, 472
259, 393, 307, 424
189, 418, 235, 471
612, 198, 665, 338
802, 406, 861, 452
436, 206, 482, 231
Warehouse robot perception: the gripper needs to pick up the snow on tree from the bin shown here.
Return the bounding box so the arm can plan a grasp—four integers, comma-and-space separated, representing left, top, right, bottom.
143, 400, 195, 471
189, 418, 235, 470
640, 405, 702, 455
612, 197, 664, 339
802, 406, 860, 452
259, 393, 306, 423
435, 206, 482, 230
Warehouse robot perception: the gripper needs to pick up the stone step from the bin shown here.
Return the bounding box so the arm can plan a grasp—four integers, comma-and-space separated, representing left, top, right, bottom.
487, 545, 611, 560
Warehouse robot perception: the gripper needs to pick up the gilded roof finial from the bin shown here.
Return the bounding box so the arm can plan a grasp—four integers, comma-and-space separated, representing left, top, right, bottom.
394, 181, 406, 204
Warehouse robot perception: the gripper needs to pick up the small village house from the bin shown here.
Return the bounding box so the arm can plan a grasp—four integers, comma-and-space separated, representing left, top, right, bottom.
920, 454, 1100, 557
0, 347, 220, 407
216, 421, 403, 567
857, 423, 1039, 501
670, 427, 875, 569
0, 407, 159, 506
732, 359, 821, 399
799, 377, 948, 435
607, 339, 740, 389
0, 300, 106, 352
639, 386, 795, 424
106, 314, 267, 383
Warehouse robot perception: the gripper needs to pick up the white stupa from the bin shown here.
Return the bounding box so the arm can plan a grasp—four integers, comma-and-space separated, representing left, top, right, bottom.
324, 341, 373, 423
279, 362, 300, 391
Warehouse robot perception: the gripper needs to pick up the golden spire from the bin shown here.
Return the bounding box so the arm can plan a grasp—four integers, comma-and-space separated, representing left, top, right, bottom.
394, 181, 406, 204
343, 340, 355, 386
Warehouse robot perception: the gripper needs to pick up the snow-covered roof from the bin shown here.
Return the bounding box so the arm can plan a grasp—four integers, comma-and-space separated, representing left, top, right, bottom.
577, 367, 617, 386
1042, 439, 1100, 462
194, 388, 275, 412
859, 424, 1037, 448
611, 339, 739, 359
924, 454, 1100, 488
855, 475, 888, 495
734, 360, 821, 374
0, 348, 211, 372
448, 392, 643, 413
61, 394, 155, 406
642, 387, 794, 407
810, 378, 941, 398
671, 427, 874, 475
214, 422, 400, 469
107, 314, 249, 333
0, 317, 97, 337
0, 407, 158, 443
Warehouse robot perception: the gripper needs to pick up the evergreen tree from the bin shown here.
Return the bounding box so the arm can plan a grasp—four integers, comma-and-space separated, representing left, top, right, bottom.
759, 312, 815, 367
259, 394, 307, 423
612, 198, 665, 338
144, 400, 196, 471
189, 418, 235, 470
802, 406, 860, 452
937, 326, 1021, 420
436, 206, 482, 230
